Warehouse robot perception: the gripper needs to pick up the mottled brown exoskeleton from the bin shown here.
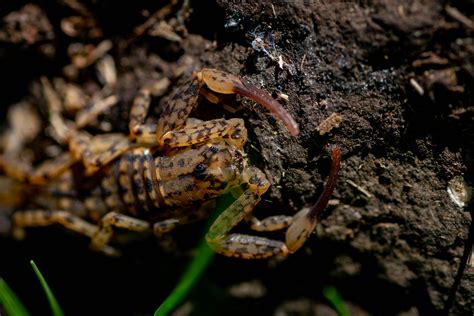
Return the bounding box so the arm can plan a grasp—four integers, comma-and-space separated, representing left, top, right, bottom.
0, 68, 340, 259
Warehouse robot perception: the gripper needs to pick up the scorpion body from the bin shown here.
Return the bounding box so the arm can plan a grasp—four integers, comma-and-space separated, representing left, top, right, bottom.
27, 141, 244, 222
2, 68, 341, 259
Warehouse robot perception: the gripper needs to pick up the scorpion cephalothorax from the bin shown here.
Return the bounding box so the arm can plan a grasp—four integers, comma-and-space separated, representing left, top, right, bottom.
1, 68, 340, 259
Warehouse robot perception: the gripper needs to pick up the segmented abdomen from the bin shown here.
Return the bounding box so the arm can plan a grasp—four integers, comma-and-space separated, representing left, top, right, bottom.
102, 149, 164, 217
42, 143, 228, 221
37, 149, 164, 221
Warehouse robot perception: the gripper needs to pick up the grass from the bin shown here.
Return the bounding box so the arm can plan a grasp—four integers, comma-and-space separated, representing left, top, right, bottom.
0, 243, 215, 316
323, 286, 350, 316
0, 260, 64, 316
154, 236, 216, 316
30, 260, 64, 316
0, 278, 30, 316
1, 247, 212, 316
154, 194, 234, 315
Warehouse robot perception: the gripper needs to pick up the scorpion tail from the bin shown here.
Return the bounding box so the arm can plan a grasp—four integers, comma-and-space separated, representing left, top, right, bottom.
306, 145, 341, 222
285, 145, 341, 253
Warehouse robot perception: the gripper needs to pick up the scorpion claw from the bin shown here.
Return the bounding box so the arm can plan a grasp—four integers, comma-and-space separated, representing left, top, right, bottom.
233, 82, 300, 136
194, 68, 300, 136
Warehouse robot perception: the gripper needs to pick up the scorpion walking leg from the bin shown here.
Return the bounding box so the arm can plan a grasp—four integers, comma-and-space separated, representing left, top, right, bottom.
13, 210, 97, 240
0, 95, 74, 184
152, 201, 215, 252
128, 88, 158, 145
206, 167, 290, 259
153, 218, 183, 253
1, 79, 123, 183
69, 132, 130, 175
153, 200, 216, 236
247, 215, 293, 232
90, 212, 150, 255
129, 79, 202, 146
206, 146, 341, 259
130, 82, 249, 149
128, 78, 171, 144
1, 152, 76, 185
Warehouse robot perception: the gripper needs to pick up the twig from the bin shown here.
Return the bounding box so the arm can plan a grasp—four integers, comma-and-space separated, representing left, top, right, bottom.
446, 5, 474, 31
346, 179, 372, 198
300, 53, 307, 71
121, 0, 178, 49
410, 78, 424, 95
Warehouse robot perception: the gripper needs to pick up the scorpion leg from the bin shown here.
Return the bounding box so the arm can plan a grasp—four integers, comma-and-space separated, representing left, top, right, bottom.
151, 200, 215, 253
206, 167, 290, 259
153, 200, 216, 236
1, 152, 76, 185
69, 132, 130, 175
128, 88, 159, 145
206, 146, 341, 259
128, 77, 171, 144
130, 84, 249, 149
1, 87, 123, 184
12, 210, 97, 240
90, 212, 150, 255
0, 101, 76, 185
247, 215, 293, 232
0, 155, 33, 183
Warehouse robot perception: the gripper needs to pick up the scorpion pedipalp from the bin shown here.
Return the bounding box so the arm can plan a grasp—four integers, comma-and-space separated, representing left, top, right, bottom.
194, 68, 300, 136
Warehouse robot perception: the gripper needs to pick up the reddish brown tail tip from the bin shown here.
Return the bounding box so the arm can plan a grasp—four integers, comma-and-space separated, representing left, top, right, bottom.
307, 145, 341, 221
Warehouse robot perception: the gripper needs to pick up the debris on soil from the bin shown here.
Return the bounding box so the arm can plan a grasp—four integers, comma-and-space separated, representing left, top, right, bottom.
447, 176, 472, 208
316, 112, 344, 136
0, 4, 53, 45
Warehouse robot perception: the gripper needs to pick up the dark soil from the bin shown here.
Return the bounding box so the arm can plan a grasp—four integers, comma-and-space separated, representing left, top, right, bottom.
0, 1, 472, 315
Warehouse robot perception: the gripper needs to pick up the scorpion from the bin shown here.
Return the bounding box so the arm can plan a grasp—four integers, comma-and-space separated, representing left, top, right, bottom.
0, 68, 341, 259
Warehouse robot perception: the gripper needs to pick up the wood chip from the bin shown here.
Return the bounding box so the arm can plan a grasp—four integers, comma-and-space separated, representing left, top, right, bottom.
317, 112, 343, 135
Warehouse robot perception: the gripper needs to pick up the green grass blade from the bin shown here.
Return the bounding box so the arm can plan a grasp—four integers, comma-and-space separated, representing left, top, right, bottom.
0, 278, 30, 316
154, 237, 215, 316
323, 286, 349, 316
154, 195, 234, 315
30, 260, 64, 316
